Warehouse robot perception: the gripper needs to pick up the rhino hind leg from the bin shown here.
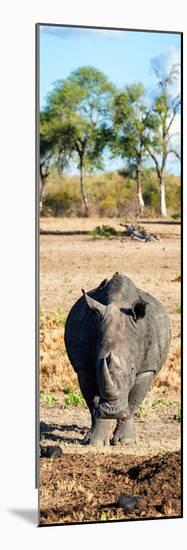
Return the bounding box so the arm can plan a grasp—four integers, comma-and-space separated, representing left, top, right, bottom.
112, 371, 154, 445
77, 369, 114, 446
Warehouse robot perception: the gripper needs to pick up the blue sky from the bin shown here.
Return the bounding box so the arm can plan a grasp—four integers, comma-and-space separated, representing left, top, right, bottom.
40, 26, 181, 175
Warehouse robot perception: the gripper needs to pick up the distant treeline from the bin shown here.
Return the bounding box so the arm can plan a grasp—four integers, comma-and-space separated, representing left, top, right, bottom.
40, 64, 181, 217
42, 169, 180, 219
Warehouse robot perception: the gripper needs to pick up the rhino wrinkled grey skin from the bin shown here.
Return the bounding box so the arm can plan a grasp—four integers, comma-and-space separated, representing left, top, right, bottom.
64, 273, 171, 446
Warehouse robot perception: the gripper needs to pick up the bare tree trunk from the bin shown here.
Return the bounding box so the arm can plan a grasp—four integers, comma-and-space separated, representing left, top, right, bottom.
159, 173, 167, 217
40, 175, 46, 212
80, 155, 89, 216
136, 165, 144, 216
40, 163, 49, 212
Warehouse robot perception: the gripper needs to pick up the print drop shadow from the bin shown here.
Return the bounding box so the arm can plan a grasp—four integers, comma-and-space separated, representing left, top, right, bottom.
8, 508, 38, 525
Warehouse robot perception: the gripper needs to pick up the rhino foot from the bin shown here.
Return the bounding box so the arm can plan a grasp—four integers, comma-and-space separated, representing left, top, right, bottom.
82, 429, 92, 444
112, 417, 136, 446
82, 419, 114, 446
112, 435, 137, 446
82, 430, 111, 446
87, 434, 111, 446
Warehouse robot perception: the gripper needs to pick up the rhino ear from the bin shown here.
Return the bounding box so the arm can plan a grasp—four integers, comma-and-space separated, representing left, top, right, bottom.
81, 289, 106, 316
131, 298, 148, 321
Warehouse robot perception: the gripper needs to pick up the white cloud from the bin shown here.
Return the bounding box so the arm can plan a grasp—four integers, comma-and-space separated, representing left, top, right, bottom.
93, 28, 124, 37
151, 46, 181, 97
40, 25, 124, 40
150, 46, 181, 162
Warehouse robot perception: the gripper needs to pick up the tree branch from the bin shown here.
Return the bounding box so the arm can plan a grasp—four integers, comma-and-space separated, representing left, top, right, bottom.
167, 96, 181, 133
75, 140, 81, 156
146, 147, 161, 178
167, 149, 181, 161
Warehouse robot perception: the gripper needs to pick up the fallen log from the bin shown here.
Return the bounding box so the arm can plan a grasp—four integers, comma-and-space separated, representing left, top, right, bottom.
120, 223, 160, 242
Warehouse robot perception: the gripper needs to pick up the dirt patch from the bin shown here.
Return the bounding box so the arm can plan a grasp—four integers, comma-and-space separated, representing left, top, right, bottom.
40, 450, 181, 525
40, 396, 181, 456
40, 216, 181, 233
40, 217, 181, 312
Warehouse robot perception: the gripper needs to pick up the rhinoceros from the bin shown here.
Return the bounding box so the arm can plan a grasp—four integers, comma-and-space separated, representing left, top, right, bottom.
64, 273, 171, 445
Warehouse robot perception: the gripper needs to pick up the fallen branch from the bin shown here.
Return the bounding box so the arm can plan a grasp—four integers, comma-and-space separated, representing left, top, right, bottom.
120, 223, 160, 242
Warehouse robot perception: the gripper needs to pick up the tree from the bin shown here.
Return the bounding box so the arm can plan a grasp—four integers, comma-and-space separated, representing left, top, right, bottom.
44, 67, 115, 215
40, 111, 52, 210
111, 84, 158, 216
146, 62, 181, 216
40, 107, 76, 211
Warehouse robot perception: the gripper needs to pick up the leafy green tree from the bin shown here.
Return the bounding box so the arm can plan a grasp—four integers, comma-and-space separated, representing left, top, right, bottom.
40, 108, 76, 210
40, 111, 53, 210
111, 84, 158, 215
145, 62, 181, 216
44, 67, 115, 215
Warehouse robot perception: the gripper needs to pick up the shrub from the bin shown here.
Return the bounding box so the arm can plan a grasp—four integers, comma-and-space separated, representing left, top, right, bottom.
172, 212, 181, 220
40, 390, 58, 405
143, 182, 160, 212
91, 225, 120, 239
64, 391, 86, 407
42, 170, 180, 218
44, 190, 80, 216
99, 197, 118, 217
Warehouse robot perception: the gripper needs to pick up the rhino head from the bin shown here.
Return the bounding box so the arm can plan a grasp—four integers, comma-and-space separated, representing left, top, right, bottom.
82, 290, 147, 419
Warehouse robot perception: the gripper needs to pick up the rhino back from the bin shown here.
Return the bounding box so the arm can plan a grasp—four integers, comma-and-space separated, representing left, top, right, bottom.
137, 288, 171, 373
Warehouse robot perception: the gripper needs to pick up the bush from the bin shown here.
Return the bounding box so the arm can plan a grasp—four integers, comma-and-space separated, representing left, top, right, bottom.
143, 182, 160, 212
91, 225, 120, 239
44, 189, 80, 216
172, 212, 181, 220
99, 197, 118, 217
42, 170, 181, 218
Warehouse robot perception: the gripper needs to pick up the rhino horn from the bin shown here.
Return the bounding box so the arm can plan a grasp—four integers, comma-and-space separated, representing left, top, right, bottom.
101, 358, 119, 401
82, 290, 106, 317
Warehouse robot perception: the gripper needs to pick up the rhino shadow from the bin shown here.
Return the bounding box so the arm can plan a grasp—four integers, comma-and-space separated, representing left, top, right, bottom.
40, 421, 89, 445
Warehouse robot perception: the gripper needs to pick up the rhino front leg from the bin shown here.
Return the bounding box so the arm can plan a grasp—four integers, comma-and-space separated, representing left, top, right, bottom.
85, 416, 115, 446
112, 371, 154, 445
77, 369, 114, 446
112, 416, 136, 445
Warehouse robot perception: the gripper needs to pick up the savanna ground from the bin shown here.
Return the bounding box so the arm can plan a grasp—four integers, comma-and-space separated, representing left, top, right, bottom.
39, 216, 181, 526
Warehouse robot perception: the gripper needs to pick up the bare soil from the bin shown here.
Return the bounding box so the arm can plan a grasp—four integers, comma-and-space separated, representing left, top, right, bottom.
39, 217, 181, 525
40, 217, 181, 315
40, 450, 181, 525
40, 394, 180, 455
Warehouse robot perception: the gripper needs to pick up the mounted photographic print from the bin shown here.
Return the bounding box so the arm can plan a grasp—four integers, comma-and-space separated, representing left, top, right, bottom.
36, 23, 182, 526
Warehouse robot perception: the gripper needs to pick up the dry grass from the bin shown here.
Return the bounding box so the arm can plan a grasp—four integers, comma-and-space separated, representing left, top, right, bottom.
40, 311, 180, 397
151, 345, 180, 396
40, 311, 77, 392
